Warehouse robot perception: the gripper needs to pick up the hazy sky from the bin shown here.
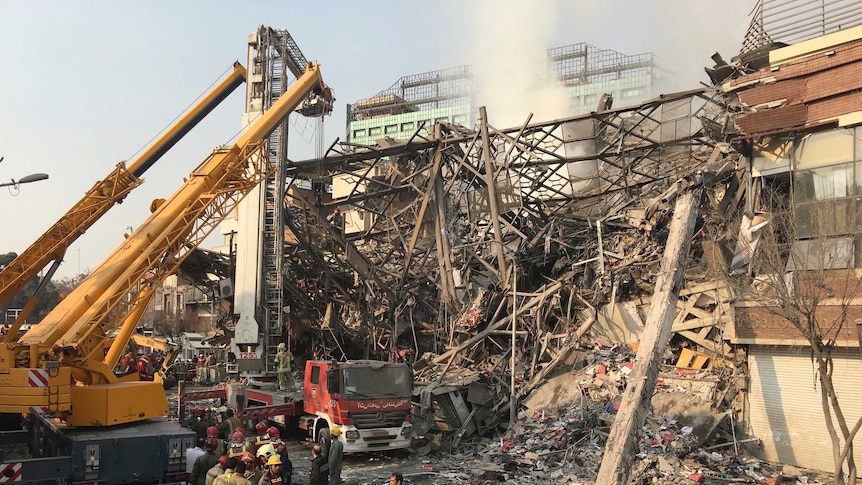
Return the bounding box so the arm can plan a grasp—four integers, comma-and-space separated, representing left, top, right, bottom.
0, 0, 755, 279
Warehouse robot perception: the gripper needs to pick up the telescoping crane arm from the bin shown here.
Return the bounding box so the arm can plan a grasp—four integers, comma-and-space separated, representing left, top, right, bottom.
0, 62, 329, 427
0, 62, 247, 340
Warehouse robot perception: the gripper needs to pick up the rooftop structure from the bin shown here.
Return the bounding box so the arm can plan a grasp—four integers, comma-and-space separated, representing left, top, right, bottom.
346, 43, 673, 147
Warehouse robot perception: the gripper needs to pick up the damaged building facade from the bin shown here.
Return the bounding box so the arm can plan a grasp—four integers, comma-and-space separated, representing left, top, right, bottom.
723, 24, 862, 473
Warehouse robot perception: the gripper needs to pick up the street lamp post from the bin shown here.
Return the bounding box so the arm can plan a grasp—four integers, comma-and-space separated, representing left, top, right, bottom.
0, 173, 49, 189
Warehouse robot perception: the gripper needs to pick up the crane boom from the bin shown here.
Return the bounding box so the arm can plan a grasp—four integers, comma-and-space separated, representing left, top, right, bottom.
0, 62, 247, 334
0, 62, 328, 427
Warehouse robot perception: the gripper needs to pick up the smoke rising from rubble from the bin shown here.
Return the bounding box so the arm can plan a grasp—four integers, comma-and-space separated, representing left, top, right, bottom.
468, 0, 572, 130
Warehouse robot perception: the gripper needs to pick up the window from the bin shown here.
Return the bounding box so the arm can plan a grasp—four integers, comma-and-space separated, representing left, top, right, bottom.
400, 122, 415, 131
434, 117, 448, 123
352, 129, 366, 138
753, 136, 792, 175
794, 163, 854, 203
310, 365, 321, 385
795, 129, 854, 169
622, 88, 643, 98
453, 114, 467, 124
793, 163, 860, 237
368, 126, 382, 136
384, 124, 398, 134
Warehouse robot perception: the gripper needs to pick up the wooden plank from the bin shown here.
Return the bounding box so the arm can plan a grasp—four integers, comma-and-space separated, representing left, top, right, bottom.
596, 190, 701, 485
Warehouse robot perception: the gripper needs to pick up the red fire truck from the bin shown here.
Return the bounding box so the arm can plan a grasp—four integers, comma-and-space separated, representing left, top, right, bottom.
180, 359, 414, 452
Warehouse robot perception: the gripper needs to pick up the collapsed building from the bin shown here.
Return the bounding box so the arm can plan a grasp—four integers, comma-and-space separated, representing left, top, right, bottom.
167, 1, 862, 479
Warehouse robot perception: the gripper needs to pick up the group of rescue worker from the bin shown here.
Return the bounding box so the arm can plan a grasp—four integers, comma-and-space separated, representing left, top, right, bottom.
186, 406, 293, 485
120, 350, 163, 380
184, 405, 345, 485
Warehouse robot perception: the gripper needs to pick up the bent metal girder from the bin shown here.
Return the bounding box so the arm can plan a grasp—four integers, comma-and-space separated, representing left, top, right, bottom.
280, 87, 735, 353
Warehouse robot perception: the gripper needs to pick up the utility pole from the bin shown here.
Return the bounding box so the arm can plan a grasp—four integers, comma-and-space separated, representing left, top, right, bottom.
595, 189, 701, 485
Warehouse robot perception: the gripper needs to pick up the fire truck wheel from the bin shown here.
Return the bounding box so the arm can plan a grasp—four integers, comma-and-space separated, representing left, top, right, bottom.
317, 427, 331, 458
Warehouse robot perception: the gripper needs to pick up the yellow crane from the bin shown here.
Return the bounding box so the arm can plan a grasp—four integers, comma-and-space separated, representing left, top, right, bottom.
0, 62, 247, 336
0, 62, 331, 427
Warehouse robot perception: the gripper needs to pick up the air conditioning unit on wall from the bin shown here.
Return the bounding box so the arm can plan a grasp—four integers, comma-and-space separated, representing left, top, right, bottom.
219, 278, 234, 299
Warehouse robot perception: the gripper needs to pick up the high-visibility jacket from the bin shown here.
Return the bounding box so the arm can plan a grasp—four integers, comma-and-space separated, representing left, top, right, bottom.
253, 435, 271, 452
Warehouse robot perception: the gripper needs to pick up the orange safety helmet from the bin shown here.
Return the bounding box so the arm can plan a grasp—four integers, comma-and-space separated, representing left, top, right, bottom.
255, 422, 267, 435
266, 426, 280, 443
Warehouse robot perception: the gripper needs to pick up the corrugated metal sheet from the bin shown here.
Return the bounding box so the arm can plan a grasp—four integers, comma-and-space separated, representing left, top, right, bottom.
748, 347, 862, 473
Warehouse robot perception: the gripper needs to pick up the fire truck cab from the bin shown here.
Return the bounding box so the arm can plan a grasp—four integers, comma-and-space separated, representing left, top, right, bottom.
299, 360, 413, 452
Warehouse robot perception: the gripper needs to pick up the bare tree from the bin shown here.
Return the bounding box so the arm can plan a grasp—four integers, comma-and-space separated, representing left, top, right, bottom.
726, 186, 862, 484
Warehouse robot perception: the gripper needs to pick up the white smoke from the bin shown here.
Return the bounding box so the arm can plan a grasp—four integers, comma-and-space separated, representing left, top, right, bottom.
467, 0, 572, 130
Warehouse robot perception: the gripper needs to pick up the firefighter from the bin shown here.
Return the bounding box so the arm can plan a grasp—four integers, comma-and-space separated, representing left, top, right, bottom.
275, 343, 294, 392
328, 427, 344, 485
266, 426, 281, 447
212, 456, 248, 485
137, 354, 152, 380
241, 451, 262, 485
206, 425, 225, 457
253, 422, 271, 452
255, 443, 276, 473
121, 351, 134, 369
189, 438, 219, 485
228, 429, 249, 459
216, 407, 242, 439
260, 455, 291, 485
205, 454, 229, 485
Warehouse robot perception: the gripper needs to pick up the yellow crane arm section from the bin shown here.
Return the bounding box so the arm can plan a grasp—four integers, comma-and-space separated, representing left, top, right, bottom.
0, 63, 247, 332
0, 63, 326, 426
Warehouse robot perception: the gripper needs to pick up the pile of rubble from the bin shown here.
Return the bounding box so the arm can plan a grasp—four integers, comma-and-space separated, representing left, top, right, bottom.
406, 343, 829, 484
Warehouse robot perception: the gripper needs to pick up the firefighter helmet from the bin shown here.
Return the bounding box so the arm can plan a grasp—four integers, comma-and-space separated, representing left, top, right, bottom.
241, 451, 255, 463
231, 430, 244, 444
207, 426, 218, 438
267, 426, 280, 443
255, 422, 267, 434
266, 455, 282, 466
256, 443, 275, 460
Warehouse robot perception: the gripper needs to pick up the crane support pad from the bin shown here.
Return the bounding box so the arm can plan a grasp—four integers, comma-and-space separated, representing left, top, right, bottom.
67, 381, 168, 426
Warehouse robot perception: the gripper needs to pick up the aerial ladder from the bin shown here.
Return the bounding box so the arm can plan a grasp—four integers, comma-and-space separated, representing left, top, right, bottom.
0, 62, 247, 338
0, 62, 331, 427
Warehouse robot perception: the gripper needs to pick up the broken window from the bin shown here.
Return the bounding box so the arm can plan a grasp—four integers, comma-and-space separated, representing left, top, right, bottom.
752, 136, 792, 176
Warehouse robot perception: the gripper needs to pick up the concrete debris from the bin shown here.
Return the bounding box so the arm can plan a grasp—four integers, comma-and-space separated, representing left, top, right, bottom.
399, 341, 828, 484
